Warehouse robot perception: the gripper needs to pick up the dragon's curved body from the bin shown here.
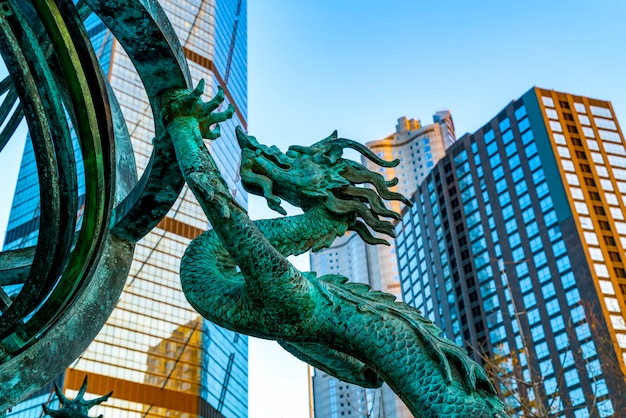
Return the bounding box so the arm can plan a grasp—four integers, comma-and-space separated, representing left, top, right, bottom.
158, 84, 508, 417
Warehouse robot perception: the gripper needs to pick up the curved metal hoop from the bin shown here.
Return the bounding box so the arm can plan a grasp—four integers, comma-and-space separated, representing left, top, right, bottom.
0, 0, 193, 410
83, 0, 192, 241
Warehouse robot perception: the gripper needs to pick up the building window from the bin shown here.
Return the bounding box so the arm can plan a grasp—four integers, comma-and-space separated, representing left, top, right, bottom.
586, 359, 603, 378
550, 316, 565, 332
570, 305, 585, 323
597, 399, 614, 417
580, 340, 596, 359
537, 266, 551, 283
515, 262, 528, 277
560, 350, 574, 368
570, 388, 585, 406
545, 108, 559, 119
549, 121, 563, 132
542, 96, 555, 107
546, 299, 560, 316
544, 378, 558, 397
542, 283, 556, 299
526, 307, 539, 323
556, 256, 571, 273
523, 293, 537, 309
531, 325, 545, 342
535, 342, 549, 359
590, 105, 612, 118
575, 323, 591, 340
575, 409, 590, 418
566, 288, 581, 306
564, 369, 580, 387
544, 210, 557, 226
574, 102, 586, 113
521, 129, 534, 145
533, 251, 547, 267
554, 332, 568, 350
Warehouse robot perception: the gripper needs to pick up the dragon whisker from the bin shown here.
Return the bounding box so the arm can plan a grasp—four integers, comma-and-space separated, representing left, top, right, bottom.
332, 137, 399, 168
342, 162, 411, 206
349, 221, 391, 246
326, 194, 395, 238
386, 177, 398, 187
340, 186, 400, 221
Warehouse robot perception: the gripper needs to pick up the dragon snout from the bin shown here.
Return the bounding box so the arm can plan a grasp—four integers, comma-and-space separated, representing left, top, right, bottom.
236, 126, 253, 149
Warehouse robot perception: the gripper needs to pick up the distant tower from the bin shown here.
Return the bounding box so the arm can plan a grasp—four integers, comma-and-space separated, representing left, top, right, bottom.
363, 111, 455, 295
397, 87, 626, 416
3, 1, 248, 417
310, 112, 456, 418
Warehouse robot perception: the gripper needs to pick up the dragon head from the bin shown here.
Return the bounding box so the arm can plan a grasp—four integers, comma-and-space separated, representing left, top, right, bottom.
236, 127, 411, 245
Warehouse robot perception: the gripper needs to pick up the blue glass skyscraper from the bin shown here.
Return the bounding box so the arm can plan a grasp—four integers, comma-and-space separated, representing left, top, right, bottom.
396, 87, 626, 416
3, 2, 248, 417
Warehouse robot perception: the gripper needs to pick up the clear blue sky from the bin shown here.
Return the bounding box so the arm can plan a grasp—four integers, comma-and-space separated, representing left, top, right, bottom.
1, 2, 625, 418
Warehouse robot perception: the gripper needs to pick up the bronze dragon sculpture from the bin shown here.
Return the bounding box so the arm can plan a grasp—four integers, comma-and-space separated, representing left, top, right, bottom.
157, 82, 508, 417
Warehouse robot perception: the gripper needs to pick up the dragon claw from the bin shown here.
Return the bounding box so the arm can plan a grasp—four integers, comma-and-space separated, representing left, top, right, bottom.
205, 85, 225, 112
41, 376, 111, 418
199, 104, 235, 140
192, 79, 204, 98
157, 81, 235, 141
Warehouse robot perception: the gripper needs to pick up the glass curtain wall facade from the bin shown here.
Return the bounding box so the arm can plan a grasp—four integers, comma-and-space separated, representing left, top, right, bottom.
3, 1, 248, 417
309, 112, 455, 418
396, 87, 626, 417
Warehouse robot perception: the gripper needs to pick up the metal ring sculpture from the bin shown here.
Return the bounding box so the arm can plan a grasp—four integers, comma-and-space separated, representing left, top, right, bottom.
0, 0, 191, 410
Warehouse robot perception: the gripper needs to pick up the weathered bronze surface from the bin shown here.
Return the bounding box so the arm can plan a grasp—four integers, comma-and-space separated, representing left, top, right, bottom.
158, 84, 507, 417
0, 0, 147, 411
0, 1, 507, 416
42, 376, 111, 418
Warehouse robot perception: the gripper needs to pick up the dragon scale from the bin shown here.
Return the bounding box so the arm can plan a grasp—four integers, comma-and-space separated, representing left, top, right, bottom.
158, 84, 508, 417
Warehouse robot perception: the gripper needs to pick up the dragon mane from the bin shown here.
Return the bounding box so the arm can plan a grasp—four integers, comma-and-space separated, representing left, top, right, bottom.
237, 128, 411, 246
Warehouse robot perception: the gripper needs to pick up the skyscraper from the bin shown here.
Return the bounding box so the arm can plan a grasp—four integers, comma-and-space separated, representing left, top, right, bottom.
362, 111, 456, 296
396, 87, 626, 416
3, 2, 248, 417
309, 112, 455, 418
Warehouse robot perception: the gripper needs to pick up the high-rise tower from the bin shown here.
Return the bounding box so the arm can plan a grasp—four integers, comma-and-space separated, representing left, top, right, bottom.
3, 2, 248, 417
309, 112, 455, 418
362, 111, 455, 296
397, 87, 626, 416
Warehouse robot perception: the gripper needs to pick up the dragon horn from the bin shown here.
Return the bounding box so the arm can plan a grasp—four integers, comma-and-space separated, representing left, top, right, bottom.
333, 138, 399, 168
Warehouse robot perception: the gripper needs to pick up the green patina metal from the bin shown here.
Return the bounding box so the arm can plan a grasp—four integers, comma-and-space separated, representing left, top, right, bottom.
154, 84, 508, 417
42, 376, 111, 418
0, 1, 508, 417
0, 0, 134, 410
